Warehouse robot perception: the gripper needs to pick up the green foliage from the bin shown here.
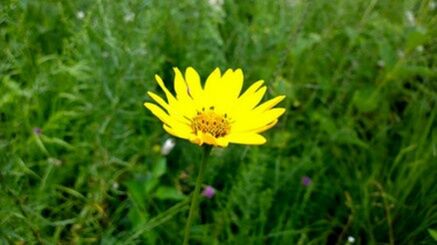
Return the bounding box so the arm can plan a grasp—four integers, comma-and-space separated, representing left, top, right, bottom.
1, 0, 436, 244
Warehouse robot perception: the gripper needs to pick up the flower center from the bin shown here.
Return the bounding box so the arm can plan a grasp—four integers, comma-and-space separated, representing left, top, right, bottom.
191, 107, 230, 138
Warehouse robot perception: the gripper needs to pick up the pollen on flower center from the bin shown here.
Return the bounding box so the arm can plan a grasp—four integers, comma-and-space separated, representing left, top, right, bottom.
191, 107, 230, 138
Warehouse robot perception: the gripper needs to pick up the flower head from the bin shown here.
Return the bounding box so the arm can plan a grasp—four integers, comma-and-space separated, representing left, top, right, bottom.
301, 176, 312, 186
33, 127, 42, 135
201, 185, 216, 199
144, 67, 285, 147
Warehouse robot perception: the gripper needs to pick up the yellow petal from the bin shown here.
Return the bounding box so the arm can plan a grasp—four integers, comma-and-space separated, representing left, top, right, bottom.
190, 131, 204, 145
227, 133, 266, 145
201, 132, 217, 145
260, 108, 286, 122
204, 67, 221, 92
254, 95, 286, 112
229, 80, 265, 118
239, 80, 264, 98
235, 86, 267, 112
147, 91, 169, 111
155, 75, 176, 104
221, 68, 243, 100
185, 67, 203, 100
145, 102, 192, 132
144, 102, 173, 126
163, 124, 192, 140
232, 108, 286, 132
216, 137, 229, 147
190, 137, 203, 145
203, 68, 222, 107
173, 68, 191, 100
253, 119, 278, 133
153, 74, 197, 118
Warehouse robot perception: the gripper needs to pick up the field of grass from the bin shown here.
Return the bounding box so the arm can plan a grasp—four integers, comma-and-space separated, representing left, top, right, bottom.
1, 0, 436, 244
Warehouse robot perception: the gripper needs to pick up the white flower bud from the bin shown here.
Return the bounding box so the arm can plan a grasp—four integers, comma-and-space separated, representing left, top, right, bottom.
124, 12, 135, 23
405, 11, 415, 25
161, 138, 176, 155
76, 11, 85, 20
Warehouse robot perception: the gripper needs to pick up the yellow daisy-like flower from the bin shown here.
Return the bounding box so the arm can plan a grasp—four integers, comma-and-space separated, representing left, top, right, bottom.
144, 67, 286, 147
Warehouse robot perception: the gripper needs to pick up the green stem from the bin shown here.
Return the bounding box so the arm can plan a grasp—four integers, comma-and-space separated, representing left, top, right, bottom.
183, 145, 212, 245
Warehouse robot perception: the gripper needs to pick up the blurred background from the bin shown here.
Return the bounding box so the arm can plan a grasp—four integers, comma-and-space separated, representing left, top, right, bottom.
1, 0, 436, 244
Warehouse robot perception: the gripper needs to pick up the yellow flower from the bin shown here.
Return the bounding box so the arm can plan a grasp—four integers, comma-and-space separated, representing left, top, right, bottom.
144, 67, 286, 147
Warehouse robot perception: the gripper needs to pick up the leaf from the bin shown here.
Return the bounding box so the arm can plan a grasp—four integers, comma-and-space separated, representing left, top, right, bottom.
126, 199, 189, 242
154, 186, 185, 201
127, 206, 148, 229
16, 157, 41, 179
126, 179, 148, 211
152, 157, 167, 178
40, 135, 75, 150
56, 185, 86, 200
429, 229, 437, 241
352, 88, 379, 113
145, 178, 159, 194
405, 26, 428, 50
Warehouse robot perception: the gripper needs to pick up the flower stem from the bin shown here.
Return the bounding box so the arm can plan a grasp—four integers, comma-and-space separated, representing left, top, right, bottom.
183, 145, 212, 245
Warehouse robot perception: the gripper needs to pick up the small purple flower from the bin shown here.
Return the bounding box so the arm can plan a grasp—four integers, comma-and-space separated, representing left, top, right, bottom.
301, 176, 312, 187
33, 127, 42, 135
201, 185, 216, 199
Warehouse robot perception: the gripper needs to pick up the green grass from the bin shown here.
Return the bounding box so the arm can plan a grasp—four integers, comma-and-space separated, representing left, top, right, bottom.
1, 0, 436, 244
